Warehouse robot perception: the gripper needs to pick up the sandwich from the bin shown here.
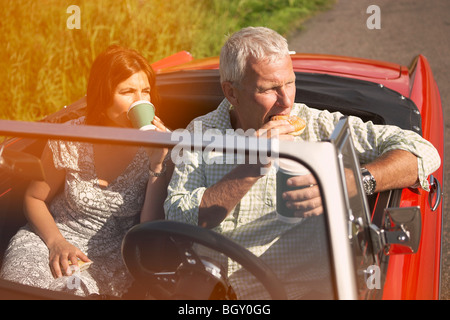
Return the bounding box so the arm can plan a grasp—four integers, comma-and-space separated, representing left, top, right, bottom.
271, 115, 306, 136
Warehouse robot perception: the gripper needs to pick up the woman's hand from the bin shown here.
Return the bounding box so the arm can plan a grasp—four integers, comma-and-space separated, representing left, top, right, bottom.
145, 115, 170, 171
48, 238, 90, 278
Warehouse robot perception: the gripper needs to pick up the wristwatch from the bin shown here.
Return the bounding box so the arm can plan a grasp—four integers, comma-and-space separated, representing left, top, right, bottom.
360, 167, 376, 195
149, 162, 167, 177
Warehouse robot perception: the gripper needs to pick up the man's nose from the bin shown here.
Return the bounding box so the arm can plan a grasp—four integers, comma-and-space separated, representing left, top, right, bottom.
277, 86, 293, 108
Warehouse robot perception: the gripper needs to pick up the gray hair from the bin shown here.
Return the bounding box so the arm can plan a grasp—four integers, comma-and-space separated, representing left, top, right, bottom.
219, 27, 290, 85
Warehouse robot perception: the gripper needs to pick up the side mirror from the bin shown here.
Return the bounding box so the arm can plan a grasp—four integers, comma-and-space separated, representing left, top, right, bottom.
0, 146, 45, 181
369, 206, 422, 255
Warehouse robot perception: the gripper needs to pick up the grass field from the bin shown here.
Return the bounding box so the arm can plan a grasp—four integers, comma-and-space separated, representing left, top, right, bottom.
0, 0, 332, 121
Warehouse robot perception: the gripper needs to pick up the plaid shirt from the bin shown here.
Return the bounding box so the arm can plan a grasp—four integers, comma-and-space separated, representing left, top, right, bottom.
164, 99, 441, 299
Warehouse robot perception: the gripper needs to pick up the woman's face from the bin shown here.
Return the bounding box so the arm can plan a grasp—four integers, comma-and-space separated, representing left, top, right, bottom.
106, 70, 151, 128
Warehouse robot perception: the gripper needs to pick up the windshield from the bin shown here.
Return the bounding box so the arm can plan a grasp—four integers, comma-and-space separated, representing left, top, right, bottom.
0, 124, 337, 300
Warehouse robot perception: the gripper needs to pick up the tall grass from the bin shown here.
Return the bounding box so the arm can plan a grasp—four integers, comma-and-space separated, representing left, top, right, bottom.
0, 0, 332, 122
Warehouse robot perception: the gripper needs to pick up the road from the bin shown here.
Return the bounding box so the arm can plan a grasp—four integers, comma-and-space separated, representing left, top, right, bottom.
288, 0, 450, 299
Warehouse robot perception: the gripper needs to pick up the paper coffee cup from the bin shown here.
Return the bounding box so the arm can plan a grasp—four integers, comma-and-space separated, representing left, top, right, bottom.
276, 158, 310, 223
127, 100, 156, 131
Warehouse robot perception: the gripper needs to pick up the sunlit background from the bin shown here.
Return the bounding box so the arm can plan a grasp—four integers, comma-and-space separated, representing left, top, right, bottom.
0, 0, 331, 121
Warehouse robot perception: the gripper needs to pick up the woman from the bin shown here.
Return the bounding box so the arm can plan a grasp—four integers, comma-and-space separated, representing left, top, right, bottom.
0, 45, 172, 297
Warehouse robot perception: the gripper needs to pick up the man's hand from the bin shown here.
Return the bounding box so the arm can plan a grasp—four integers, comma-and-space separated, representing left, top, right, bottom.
257, 118, 295, 140
282, 174, 323, 218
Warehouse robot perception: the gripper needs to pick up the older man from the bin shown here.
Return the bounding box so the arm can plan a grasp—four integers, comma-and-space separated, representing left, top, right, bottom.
164, 27, 441, 299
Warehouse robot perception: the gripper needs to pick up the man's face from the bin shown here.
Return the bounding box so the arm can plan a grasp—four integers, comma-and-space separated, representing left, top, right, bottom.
228, 55, 296, 131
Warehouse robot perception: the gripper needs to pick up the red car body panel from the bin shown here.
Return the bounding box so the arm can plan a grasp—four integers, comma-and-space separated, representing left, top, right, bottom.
151, 51, 194, 71
382, 55, 444, 300
154, 52, 412, 96
153, 53, 444, 300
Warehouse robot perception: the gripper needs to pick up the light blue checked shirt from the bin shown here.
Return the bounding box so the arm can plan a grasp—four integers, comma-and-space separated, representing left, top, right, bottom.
164, 99, 441, 299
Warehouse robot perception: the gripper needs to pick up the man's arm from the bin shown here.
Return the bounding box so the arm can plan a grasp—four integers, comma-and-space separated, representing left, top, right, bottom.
295, 105, 441, 191
363, 149, 419, 193
198, 163, 264, 228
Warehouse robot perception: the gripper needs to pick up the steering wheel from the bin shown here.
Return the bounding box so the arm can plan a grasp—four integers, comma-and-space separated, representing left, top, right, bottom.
121, 220, 287, 300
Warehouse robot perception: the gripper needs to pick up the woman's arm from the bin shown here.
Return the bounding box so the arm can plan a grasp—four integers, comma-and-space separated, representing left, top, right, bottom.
140, 161, 174, 222
140, 116, 174, 222
23, 144, 89, 278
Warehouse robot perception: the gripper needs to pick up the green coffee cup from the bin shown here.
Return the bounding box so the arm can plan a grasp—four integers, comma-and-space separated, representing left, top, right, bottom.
276, 158, 310, 223
127, 100, 156, 131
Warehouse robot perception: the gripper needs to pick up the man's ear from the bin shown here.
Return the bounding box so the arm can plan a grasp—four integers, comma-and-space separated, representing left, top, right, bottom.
221, 81, 239, 106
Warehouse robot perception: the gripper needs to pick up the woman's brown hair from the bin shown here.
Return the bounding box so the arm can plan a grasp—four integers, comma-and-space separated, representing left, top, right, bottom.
85, 45, 160, 126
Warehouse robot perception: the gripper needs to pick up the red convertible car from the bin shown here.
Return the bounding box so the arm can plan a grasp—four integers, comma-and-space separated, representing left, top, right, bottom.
0, 51, 444, 300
